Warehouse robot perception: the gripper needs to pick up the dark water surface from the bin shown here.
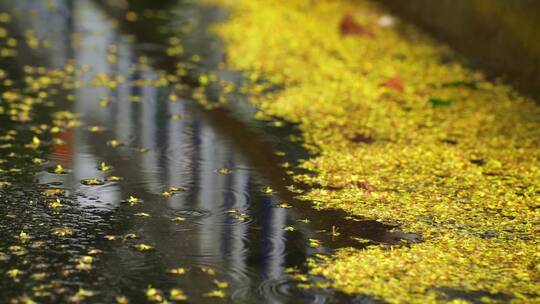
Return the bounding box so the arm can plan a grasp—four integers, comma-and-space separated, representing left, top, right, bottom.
0, 1, 414, 303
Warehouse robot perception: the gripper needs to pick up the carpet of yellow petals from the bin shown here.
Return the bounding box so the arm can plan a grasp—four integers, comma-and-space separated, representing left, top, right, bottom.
210, 0, 540, 302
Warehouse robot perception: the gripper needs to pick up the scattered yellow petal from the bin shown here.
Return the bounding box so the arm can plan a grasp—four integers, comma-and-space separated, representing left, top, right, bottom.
168, 267, 186, 275
213, 279, 229, 289
204, 290, 225, 298
134, 243, 153, 251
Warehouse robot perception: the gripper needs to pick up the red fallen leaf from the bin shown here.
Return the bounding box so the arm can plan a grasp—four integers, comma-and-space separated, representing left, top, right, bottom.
353, 181, 375, 194
382, 76, 404, 92
339, 14, 374, 37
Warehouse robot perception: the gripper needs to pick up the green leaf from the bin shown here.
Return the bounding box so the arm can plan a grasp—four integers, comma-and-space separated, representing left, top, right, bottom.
427, 97, 454, 107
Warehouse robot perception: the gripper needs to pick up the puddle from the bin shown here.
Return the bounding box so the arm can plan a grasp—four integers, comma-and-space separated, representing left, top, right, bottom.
0, 1, 416, 303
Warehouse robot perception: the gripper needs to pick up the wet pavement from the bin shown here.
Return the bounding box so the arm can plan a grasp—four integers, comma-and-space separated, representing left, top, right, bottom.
0, 1, 415, 303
